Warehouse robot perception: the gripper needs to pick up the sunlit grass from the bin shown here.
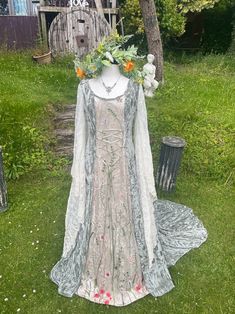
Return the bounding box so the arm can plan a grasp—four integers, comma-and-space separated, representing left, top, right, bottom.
0, 50, 234, 313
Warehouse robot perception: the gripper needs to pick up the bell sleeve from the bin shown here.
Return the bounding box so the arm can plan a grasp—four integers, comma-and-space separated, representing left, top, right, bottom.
62, 82, 87, 258
133, 84, 158, 267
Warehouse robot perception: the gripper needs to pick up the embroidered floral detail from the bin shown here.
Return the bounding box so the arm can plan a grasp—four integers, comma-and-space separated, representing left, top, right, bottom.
135, 283, 142, 292
104, 299, 110, 304
100, 235, 104, 240
105, 272, 110, 277
106, 291, 111, 298
99, 289, 105, 294
94, 293, 100, 298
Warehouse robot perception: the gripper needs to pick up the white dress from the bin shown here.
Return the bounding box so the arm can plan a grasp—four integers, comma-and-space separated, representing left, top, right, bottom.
49, 78, 208, 306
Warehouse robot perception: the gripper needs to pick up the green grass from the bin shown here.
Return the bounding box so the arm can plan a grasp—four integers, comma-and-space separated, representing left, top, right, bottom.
148, 53, 235, 184
0, 51, 77, 179
0, 50, 234, 313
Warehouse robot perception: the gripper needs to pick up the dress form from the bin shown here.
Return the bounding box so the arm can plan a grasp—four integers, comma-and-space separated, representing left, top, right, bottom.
88, 64, 129, 99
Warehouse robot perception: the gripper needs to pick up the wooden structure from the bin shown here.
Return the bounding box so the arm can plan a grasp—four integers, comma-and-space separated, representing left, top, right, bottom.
0, 16, 38, 49
48, 8, 111, 56
38, 1, 119, 48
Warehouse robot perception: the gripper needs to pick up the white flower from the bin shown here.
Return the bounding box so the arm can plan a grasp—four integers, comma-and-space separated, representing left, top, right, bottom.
30, 230, 33, 233
0, 275, 2, 278
32, 242, 35, 245
40, 211, 43, 215
37, 228, 39, 231
105, 51, 114, 63
36, 240, 39, 244
17, 308, 21, 312
53, 220, 56, 223
22, 294, 26, 298
4, 297, 8, 301
33, 289, 36, 293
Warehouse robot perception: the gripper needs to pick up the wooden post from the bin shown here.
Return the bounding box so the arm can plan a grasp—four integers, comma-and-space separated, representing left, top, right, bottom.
111, 0, 117, 29
8, 0, 14, 15
39, 0, 48, 44
0, 147, 8, 213
94, 0, 104, 18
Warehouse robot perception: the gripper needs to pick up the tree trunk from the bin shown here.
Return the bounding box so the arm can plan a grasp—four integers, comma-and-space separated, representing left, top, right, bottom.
139, 0, 164, 82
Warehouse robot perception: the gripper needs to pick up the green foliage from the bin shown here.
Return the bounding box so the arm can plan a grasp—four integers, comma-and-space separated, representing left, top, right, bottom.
121, 0, 221, 37
0, 49, 77, 180
74, 31, 144, 83
147, 53, 235, 184
178, 0, 220, 13
200, 0, 234, 53
155, 0, 186, 39
121, 0, 228, 46
0, 117, 50, 180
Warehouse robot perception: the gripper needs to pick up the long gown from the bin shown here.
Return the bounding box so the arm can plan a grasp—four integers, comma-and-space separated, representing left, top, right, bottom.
49, 78, 208, 306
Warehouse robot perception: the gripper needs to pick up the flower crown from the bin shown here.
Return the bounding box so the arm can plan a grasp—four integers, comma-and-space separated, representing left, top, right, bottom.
74, 31, 144, 83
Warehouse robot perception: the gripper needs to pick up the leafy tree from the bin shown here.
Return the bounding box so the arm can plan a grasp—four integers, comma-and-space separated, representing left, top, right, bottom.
121, 0, 222, 40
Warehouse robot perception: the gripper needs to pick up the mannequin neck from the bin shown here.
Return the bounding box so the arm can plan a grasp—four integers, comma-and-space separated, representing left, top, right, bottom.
101, 64, 121, 80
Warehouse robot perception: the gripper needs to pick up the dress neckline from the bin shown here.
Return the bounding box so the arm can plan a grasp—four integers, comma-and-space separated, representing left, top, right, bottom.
86, 78, 131, 100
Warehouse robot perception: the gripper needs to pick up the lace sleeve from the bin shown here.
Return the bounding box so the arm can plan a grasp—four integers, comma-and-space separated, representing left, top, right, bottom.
133, 84, 158, 266
70, 82, 86, 178
62, 82, 86, 257
134, 84, 158, 201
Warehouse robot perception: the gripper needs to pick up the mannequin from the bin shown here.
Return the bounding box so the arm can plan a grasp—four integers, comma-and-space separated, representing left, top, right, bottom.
50, 38, 208, 307
88, 64, 129, 99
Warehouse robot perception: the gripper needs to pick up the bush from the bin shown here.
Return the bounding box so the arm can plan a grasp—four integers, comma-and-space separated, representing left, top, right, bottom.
0, 108, 52, 179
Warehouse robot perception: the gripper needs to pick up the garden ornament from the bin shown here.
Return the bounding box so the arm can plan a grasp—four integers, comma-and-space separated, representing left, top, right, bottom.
143, 54, 159, 97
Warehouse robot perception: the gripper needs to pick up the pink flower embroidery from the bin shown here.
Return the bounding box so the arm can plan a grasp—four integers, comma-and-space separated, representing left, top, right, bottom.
135, 283, 142, 292
100, 235, 104, 240
94, 293, 100, 298
105, 272, 110, 277
104, 299, 110, 304
106, 291, 111, 298
99, 289, 105, 294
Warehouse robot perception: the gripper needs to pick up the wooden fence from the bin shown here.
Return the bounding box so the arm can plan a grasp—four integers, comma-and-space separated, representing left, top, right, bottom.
43, 1, 112, 8
0, 16, 39, 49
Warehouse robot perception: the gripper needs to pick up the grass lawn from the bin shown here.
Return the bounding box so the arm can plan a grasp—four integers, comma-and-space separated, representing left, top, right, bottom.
0, 51, 234, 313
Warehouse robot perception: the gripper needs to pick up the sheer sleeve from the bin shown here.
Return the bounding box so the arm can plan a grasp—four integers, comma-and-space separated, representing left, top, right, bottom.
62, 82, 86, 257
133, 84, 158, 266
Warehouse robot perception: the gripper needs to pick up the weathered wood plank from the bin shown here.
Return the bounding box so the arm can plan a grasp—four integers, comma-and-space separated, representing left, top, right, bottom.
48, 7, 111, 56
38, 6, 119, 14
0, 16, 38, 49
